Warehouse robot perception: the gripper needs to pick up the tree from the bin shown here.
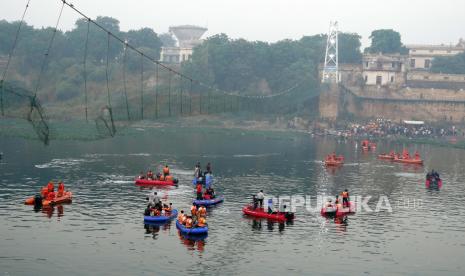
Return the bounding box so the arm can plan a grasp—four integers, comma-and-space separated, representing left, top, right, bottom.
339, 32, 362, 63
125, 28, 162, 59
159, 33, 176, 47
365, 29, 407, 54
431, 52, 465, 74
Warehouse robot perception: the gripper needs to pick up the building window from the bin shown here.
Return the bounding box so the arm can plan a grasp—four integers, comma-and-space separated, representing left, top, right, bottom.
390, 76, 394, 83
444, 76, 449, 80
412, 49, 416, 52
425, 59, 431, 68
365, 62, 369, 68
364, 75, 368, 82
410, 59, 416, 68
429, 49, 434, 53
392, 62, 396, 68
424, 76, 429, 80
376, 76, 382, 85
376, 62, 383, 69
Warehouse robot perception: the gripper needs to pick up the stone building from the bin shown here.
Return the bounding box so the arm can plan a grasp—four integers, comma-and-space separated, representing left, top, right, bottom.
362, 54, 407, 86
406, 39, 465, 70
160, 25, 207, 64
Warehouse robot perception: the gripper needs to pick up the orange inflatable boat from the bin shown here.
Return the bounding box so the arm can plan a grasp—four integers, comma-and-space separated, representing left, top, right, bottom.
25, 191, 73, 206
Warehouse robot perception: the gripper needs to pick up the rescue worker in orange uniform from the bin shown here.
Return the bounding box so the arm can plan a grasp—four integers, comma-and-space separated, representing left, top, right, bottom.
197, 216, 207, 227
163, 203, 173, 213
152, 208, 160, 216
57, 181, 65, 197
191, 204, 198, 218
185, 216, 193, 228
47, 181, 54, 192
177, 210, 186, 224
46, 190, 56, 201
41, 186, 49, 198
198, 205, 207, 217
341, 189, 350, 207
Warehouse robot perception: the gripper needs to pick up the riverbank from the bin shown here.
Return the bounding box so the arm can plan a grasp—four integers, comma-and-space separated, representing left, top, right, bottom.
2, 115, 465, 150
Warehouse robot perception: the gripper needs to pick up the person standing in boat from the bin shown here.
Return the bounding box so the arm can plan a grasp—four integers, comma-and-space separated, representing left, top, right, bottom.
163, 165, 170, 177
57, 181, 65, 197
148, 190, 161, 208
194, 163, 201, 179
341, 189, 350, 207
256, 190, 265, 208
206, 162, 212, 174
267, 198, 273, 214
196, 182, 203, 200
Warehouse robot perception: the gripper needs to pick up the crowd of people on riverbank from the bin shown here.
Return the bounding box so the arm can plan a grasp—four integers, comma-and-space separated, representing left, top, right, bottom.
349, 119, 462, 139
318, 118, 463, 140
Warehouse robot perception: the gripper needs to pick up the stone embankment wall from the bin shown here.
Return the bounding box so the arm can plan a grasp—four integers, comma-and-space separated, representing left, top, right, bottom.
342, 86, 465, 123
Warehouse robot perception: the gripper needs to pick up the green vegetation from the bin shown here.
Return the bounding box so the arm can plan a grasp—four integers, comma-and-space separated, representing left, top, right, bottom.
0, 17, 364, 121
431, 52, 465, 74
182, 32, 362, 95
365, 29, 408, 54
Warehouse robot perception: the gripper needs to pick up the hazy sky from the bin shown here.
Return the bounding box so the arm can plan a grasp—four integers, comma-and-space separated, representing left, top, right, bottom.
1, 0, 464, 47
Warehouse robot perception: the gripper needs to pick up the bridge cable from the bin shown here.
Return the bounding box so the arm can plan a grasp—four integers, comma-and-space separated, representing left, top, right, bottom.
1, 0, 32, 116
82, 18, 90, 122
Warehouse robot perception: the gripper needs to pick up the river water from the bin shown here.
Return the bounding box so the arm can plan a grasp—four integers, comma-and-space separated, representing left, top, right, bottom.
1, 128, 464, 275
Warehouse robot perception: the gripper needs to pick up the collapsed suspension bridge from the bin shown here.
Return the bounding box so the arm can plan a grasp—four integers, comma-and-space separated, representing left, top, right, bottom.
0, 0, 313, 145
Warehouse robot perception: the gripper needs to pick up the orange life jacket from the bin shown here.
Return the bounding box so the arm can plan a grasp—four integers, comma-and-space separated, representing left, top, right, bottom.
159, 175, 165, 181
47, 182, 54, 192
166, 175, 173, 181
198, 207, 207, 217
191, 206, 197, 216
342, 191, 349, 198
46, 191, 56, 201
152, 209, 160, 216
185, 218, 193, 228
197, 217, 206, 227
41, 187, 48, 197
58, 183, 64, 192
181, 215, 187, 224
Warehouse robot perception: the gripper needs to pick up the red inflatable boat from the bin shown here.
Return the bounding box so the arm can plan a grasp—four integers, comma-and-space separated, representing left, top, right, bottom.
426, 178, 443, 189
135, 178, 178, 186
242, 205, 294, 222
321, 201, 356, 217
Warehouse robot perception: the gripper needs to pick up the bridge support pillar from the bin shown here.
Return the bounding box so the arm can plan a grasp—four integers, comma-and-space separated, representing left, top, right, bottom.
319, 83, 341, 121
